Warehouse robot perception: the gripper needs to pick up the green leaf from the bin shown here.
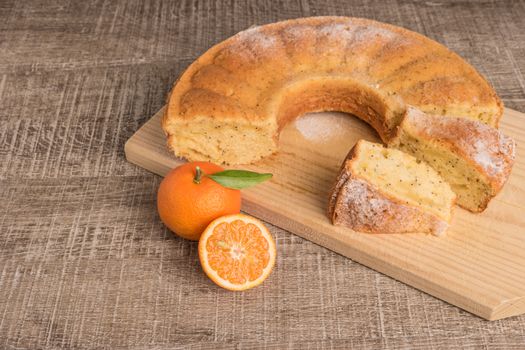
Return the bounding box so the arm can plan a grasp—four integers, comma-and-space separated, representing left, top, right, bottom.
208, 170, 273, 190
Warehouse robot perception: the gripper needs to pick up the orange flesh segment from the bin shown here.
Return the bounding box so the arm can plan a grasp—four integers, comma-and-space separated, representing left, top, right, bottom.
206, 220, 271, 284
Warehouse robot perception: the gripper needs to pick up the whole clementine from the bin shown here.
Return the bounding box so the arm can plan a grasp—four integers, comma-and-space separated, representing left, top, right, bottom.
157, 162, 241, 241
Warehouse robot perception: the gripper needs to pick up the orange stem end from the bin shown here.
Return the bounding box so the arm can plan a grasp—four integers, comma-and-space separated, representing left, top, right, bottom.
193, 166, 203, 184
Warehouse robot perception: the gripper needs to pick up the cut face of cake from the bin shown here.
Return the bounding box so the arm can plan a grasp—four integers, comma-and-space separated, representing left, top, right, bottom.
390, 107, 515, 212
328, 140, 456, 236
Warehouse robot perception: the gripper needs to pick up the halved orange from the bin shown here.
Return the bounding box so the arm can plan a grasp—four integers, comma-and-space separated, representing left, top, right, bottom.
198, 214, 276, 291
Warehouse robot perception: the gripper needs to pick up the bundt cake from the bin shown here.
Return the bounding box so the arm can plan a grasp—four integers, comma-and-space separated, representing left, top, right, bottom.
390, 107, 516, 212
163, 16, 503, 165
162, 16, 515, 233
328, 140, 456, 236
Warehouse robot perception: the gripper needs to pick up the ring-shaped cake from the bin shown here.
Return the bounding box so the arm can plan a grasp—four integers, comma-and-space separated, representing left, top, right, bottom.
163, 17, 515, 233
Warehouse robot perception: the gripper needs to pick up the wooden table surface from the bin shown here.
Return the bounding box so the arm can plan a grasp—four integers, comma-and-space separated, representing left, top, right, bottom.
1, 1, 525, 349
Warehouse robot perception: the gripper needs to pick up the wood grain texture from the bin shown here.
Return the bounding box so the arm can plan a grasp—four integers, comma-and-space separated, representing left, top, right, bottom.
1, 0, 525, 348
126, 106, 525, 321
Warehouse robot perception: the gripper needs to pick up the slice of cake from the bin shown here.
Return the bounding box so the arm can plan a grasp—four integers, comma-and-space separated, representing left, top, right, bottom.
390, 107, 515, 212
328, 140, 456, 236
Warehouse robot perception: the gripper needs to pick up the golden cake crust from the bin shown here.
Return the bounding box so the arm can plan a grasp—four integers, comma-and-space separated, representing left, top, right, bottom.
390, 107, 515, 212
163, 16, 503, 165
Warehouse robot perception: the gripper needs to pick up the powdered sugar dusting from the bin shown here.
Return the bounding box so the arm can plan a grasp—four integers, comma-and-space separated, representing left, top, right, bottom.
280, 23, 318, 41
350, 25, 398, 44
316, 21, 406, 54
338, 178, 399, 226
318, 23, 357, 42
294, 113, 349, 142
500, 133, 516, 159
404, 106, 515, 180
236, 26, 277, 50
472, 138, 508, 177
332, 177, 447, 236
226, 26, 281, 62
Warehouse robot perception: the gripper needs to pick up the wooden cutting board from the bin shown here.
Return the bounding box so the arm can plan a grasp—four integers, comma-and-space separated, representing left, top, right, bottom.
125, 107, 525, 320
